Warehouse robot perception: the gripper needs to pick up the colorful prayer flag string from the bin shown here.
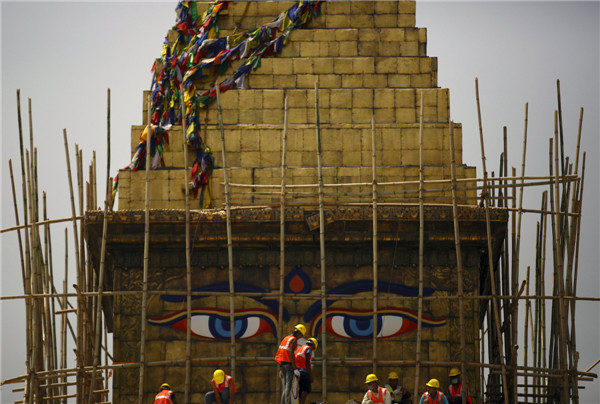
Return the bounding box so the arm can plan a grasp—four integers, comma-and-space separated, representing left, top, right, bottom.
113, 0, 322, 208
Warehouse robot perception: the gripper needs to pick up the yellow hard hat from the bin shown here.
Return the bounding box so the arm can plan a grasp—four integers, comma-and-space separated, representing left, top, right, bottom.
308, 337, 318, 350
449, 367, 461, 377
294, 324, 306, 336
388, 371, 399, 380
160, 383, 171, 390
426, 379, 440, 389
213, 369, 225, 385
365, 374, 378, 383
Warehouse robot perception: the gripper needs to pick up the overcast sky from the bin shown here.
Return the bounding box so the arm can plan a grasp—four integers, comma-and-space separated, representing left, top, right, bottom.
1, 1, 598, 403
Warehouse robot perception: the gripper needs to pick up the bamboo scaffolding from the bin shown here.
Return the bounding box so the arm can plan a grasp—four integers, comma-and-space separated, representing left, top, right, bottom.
3, 82, 597, 404
137, 95, 152, 404
216, 84, 237, 384
449, 120, 468, 403
475, 77, 509, 404
315, 81, 328, 403
413, 92, 425, 404
182, 87, 193, 404
276, 96, 288, 404
552, 112, 570, 403
370, 117, 379, 374
87, 90, 112, 404
5, 290, 600, 302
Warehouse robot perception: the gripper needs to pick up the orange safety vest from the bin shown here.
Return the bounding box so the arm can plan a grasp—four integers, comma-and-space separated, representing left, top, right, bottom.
154, 389, 175, 404
294, 345, 313, 370
448, 382, 472, 404
423, 391, 446, 404
212, 374, 237, 393
275, 335, 296, 364
367, 386, 389, 403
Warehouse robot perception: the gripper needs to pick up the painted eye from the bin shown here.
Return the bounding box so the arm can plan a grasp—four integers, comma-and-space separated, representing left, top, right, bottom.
149, 308, 277, 340
309, 308, 445, 340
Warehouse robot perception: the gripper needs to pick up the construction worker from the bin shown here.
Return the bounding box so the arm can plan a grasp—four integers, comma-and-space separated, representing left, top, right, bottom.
446, 368, 471, 404
295, 337, 318, 404
205, 369, 236, 404
154, 382, 177, 404
362, 374, 392, 404
275, 323, 306, 404
419, 379, 448, 404
384, 371, 412, 404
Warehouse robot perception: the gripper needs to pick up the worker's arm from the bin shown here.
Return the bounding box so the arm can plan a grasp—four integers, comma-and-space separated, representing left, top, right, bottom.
229, 387, 235, 404
384, 389, 392, 404
418, 394, 425, 404
306, 351, 313, 382
361, 391, 370, 404
441, 394, 450, 404
213, 383, 222, 404
289, 340, 298, 369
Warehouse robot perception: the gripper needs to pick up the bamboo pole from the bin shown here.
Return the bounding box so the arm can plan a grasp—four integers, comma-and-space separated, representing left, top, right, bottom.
314, 81, 327, 403
449, 120, 468, 403
216, 84, 237, 383
61, 229, 68, 404
15, 91, 33, 404
41, 193, 56, 399
474, 78, 509, 403
552, 112, 570, 403
413, 92, 425, 404
26, 149, 43, 403
181, 88, 192, 404
137, 95, 152, 404
87, 90, 113, 404
277, 96, 288, 404
524, 266, 531, 403
62, 128, 85, 403
370, 117, 378, 374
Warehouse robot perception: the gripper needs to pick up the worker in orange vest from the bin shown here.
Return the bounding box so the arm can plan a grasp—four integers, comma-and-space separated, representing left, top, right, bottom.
362, 374, 391, 404
275, 323, 306, 404
205, 369, 236, 404
295, 337, 318, 404
154, 382, 177, 404
446, 368, 472, 404
419, 379, 448, 404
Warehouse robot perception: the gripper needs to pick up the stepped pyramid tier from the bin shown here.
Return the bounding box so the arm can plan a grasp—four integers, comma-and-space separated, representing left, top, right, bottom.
117, 0, 476, 210
88, 2, 508, 402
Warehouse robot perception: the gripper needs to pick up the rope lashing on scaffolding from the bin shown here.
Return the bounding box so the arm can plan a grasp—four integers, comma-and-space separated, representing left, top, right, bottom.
112, 0, 322, 208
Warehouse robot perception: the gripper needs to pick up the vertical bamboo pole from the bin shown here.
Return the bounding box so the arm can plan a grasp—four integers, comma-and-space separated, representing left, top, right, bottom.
41, 193, 56, 394
370, 117, 379, 374
449, 120, 467, 403
314, 81, 327, 402
552, 112, 570, 403
566, 108, 584, 404
182, 89, 193, 404
474, 78, 509, 404
216, 84, 236, 382
277, 96, 289, 404
556, 80, 566, 176
16, 90, 33, 404
26, 149, 42, 402
87, 89, 113, 404
511, 345, 519, 404
524, 266, 531, 403
137, 95, 152, 404
513, 103, 528, 363
539, 191, 549, 400
413, 92, 425, 404
63, 128, 84, 402
61, 229, 68, 404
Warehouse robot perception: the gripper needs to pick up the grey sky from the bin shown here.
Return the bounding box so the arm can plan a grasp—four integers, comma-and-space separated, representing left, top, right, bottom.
2, 1, 598, 403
